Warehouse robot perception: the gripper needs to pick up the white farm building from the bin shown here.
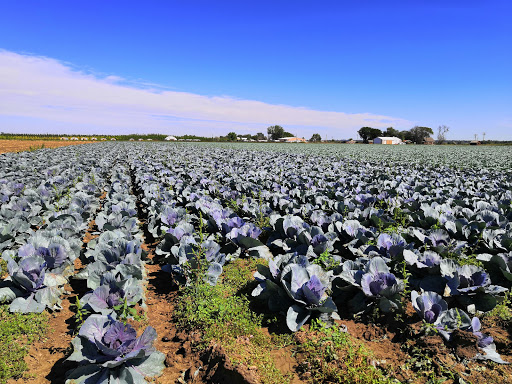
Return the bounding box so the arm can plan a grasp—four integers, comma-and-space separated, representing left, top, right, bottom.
374, 136, 402, 145
164, 136, 177, 141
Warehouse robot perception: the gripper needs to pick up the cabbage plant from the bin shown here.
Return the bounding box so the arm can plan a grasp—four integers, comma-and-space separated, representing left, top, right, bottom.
253, 257, 337, 331
335, 257, 404, 313
281, 263, 338, 331
441, 259, 507, 313
80, 273, 143, 317
410, 290, 447, 323
161, 237, 226, 285
65, 315, 165, 383
0, 255, 65, 313
434, 308, 508, 364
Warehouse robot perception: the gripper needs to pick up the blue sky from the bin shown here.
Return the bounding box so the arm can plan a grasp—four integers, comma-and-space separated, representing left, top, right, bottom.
0, 1, 510, 140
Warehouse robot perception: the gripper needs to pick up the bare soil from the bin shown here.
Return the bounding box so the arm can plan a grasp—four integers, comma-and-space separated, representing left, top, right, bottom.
0, 140, 94, 154
8, 287, 78, 384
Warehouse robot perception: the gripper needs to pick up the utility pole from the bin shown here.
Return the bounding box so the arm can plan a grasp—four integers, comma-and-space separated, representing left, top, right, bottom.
474, 134, 478, 141
482, 132, 486, 142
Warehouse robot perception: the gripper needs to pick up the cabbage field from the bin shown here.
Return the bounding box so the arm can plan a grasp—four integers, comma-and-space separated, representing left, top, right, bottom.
1, 142, 512, 383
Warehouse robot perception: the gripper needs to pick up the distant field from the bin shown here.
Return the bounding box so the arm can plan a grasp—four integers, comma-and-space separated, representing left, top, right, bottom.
0, 139, 94, 154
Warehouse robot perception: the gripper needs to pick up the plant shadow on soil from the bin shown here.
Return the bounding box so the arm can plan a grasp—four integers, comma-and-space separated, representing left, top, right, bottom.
243, 289, 292, 337
46, 354, 77, 383
39, 270, 92, 382
147, 267, 180, 296
48, 294, 83, 382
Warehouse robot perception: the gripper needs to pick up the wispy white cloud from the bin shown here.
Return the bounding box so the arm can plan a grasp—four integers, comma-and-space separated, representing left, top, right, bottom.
0, 50, 413, 137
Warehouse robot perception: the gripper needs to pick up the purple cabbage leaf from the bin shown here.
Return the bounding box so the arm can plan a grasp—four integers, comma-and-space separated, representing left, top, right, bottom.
65, 314, 165, 383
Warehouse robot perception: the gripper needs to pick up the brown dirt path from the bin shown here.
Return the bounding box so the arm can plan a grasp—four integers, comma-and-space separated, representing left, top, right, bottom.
8, 290, 78, 384
0, 140, 95, 154
144, 262, 205, 384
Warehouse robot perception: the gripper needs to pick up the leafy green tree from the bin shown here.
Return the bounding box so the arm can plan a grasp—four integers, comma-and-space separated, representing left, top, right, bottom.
227, 132, 237, 141
409, 126, 434, 144
383, 127, 400, 137
253, 132, 266, 141
398, 130, 412, 141
267, 125, 285, 140
357, 127, 382, 143
309, 133, 322, 142
282, 131, 294, 138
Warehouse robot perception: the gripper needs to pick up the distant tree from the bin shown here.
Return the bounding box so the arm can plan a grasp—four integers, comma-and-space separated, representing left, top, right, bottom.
409, 126, 434, 144
282, 131, 294, 138
398, 130, 412, 141
267, 125, 285, 140
437, 125, 449, 144
309, 133, 322, 142
254, 132, 266, 141
227, 132, 237, 141
357, 127, 382, 143
384, 127, 400, 137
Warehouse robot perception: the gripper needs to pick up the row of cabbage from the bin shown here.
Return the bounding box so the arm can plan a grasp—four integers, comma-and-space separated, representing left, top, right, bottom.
0, 149, 79, 206
123, 143, 512, 365
0, 146, 108, 312
0, 146, 165, 383
215, 141, 512, 171
66, 161, 165, 383
0, 147, 108, 252
131, 158, 247, 286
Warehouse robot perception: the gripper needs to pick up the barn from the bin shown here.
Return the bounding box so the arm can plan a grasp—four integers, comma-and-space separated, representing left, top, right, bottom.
374, 136, 402, 145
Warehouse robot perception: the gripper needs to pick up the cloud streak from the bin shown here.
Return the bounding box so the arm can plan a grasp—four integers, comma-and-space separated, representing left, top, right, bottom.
0, 50, 412, 137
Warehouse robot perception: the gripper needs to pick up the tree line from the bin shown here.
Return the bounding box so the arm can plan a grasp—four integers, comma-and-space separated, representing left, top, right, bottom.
357, 126, 449, 144
223, 125, 322, 142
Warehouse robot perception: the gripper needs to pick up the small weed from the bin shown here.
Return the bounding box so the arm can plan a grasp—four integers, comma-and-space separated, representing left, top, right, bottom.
255, 191, 271, 229
0, 259, 7, 277
174, 259, 265, 344
403, 343, 463, 384
221, 258, 266, 293
313, 250, 338, 271
484, 292, 512, 325
27, 143, 46, 152
227, 194, 247, 215
113, 297, 141, 323
383, 224, 401, 234
392, 206, 410, 228
455, 253, 483, 268
366, 239, 377, 247
174, 258, 291, 384
295, 319, 398, 384
70, 296, 90, 332
271, 331, 295, 349
0, 305, 49, 383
